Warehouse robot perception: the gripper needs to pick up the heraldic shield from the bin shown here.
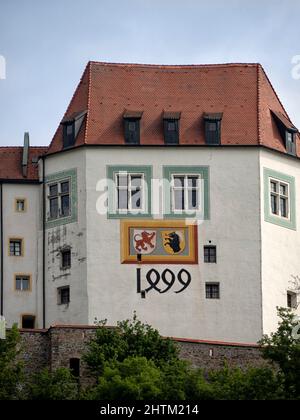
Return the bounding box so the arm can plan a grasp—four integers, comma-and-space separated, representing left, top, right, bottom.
161, 230, 186, 255
133, 229, 157, 254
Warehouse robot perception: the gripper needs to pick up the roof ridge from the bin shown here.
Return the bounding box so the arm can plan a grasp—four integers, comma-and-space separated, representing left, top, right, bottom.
88, 60, 261, 69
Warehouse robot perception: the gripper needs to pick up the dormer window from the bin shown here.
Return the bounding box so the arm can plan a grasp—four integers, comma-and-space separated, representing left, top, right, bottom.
204, 113, 223, 145
61, 110, 87, 149
63, 123, 75, 148
286, 131, 296, 156
271, 110, 298, 156
163, 112, 181, 144
123, 111, 143, 144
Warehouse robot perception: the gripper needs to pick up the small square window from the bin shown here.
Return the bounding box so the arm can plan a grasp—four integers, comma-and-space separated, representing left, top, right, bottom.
206, 283, 220, 299
204, 246, 217, 263
61, 249, 71, 269
22, 315, 35, 329
15, 199, 26, 213
15, 275, 31, 291
58, 286, 70, 305
9, 239, 23, 256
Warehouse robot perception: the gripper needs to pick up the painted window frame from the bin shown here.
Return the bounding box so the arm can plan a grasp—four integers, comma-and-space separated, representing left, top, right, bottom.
163, 166, 210, 219
45, 168, 78, 229
15, 274, 32, 292
107, 165, 152, 219
264, 168, 296, 230
15, 198, 27, 213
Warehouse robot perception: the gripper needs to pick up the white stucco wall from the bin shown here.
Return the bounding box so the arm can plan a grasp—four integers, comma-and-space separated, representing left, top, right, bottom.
260, 149, 300, 335
84, 147, 262, 343
44, 149, 88, 326
2, 183, 42, 328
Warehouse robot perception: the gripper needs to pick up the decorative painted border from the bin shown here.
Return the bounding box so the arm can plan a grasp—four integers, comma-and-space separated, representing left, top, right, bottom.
263, 168, 296, 230
163, 166, 210, 219
107, 165, 153, 219
121, 219, 198, 264
45, 168, 78, 229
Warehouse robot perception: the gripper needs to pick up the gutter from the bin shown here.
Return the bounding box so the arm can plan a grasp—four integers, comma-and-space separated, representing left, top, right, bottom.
0, 182, 3, 316
42, 157, 46, 328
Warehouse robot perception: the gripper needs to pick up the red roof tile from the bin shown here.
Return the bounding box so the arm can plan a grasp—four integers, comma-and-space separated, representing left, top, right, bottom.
0, 147, 47, 181
45, 62, 299, 157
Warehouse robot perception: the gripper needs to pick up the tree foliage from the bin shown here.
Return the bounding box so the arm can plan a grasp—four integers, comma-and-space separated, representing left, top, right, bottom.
260, 307, 300, 399
0, 324, 24, 400
26, 368, 79, 400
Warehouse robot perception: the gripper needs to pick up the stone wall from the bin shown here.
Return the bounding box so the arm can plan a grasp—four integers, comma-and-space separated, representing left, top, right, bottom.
15, 326, 266, 386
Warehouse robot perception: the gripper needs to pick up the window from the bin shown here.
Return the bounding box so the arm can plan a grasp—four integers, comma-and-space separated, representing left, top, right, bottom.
270, 179, 289, 219
286, 131, 296, 156
61, 248, 71, 269
9, 239, 23, 256
264, 168, 296, 230
123, 111, 143, 144
70, 358, 80, 378
206, 283, 220, 299
172, 175, 200, 212
204, 246, 217, 263
21, 315, 35, 329
58, 286, 70, 305
116, 173, 144, 211
63, 122, 75, 148
107, 165, 152, 219
163, 166, 210, 219
48, 180, 70, 220
15, 275, 31, 291
287, 292, 297, 309
15, 198, 26, 213
204, 113, 223, 145
163, 112, 181, 144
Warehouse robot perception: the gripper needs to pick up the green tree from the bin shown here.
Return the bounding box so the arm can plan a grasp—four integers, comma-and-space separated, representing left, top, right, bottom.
26, 368, 79, 400
260, 307, 300, 399
0, 324, 24, 400
84, 357, 162, 400
84, 314, 178, 377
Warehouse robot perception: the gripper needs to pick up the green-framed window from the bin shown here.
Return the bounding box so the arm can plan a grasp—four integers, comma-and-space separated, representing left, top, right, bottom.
163, 166, 210, 219
264, 168, 296, 230
107, 165, 152, 218
45, 168, 78, 229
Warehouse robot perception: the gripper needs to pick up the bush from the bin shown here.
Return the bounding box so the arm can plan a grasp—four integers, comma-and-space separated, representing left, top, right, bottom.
26, 368, 79, 400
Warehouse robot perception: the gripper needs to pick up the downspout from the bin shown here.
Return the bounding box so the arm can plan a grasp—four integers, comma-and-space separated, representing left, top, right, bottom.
0, 182, 3, 316
42, 157, 46, 328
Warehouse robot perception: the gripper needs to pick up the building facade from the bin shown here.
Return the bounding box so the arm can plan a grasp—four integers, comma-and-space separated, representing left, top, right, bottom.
0, 62, 299, 344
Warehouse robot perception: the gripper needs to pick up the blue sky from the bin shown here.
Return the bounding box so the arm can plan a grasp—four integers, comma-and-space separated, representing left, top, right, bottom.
0, 0, 300, 146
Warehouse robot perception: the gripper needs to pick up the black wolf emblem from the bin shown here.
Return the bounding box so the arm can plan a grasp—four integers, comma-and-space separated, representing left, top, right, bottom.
164, 232, 182, 254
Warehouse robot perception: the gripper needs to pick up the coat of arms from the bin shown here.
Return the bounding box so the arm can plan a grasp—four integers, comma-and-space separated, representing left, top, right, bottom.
133, 230, 157, 254
161, 230, 186, 255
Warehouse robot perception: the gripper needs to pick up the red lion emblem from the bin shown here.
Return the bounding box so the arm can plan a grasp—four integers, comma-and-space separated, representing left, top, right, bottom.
134, 231, 156, 253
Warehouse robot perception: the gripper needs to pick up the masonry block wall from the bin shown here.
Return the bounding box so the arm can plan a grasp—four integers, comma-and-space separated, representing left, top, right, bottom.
15, 326, 266, 386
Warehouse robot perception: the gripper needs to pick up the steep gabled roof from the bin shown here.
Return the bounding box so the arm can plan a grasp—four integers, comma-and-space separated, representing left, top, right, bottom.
0, 146, 47, 181
47, 62, 299, 156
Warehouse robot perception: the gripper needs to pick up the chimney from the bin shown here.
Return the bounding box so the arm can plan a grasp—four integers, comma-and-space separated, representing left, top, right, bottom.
22, 132, 30, 178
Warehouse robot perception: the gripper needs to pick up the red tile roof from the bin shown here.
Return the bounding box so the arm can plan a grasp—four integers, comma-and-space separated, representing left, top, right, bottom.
48, 61, 299, 156
0, 147, 47, 181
